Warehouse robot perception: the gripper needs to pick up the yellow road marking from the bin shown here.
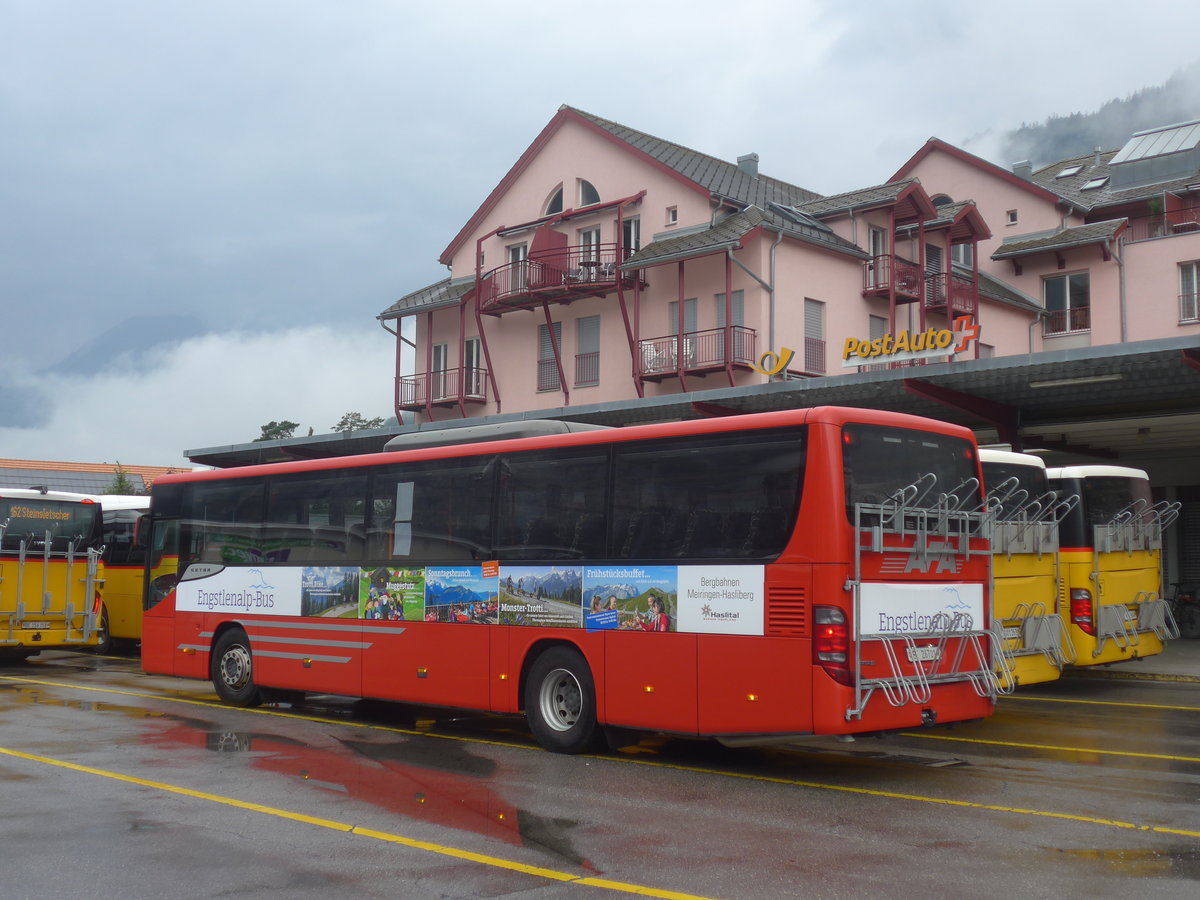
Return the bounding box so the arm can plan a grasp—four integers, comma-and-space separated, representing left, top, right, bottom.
1005, 694, 1200, 713
5, 673, 1200, 841
0, 745, 713, 900
899, 731, 1200, 764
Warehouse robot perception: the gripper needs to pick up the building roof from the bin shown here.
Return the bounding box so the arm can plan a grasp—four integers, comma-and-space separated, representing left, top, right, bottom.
438, 106, 824, 267
991, 219, 1127, 260
622, 205, 867, 269
0, 459, 183, 495
568, 107, 822, 210
378, 276, 474, 322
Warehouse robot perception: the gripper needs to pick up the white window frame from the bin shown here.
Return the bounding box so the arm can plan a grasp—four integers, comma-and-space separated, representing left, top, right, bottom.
1043, 271, 1091, 335
1181, 261, 1200, 323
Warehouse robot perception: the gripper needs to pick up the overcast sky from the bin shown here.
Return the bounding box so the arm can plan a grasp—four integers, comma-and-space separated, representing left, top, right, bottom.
2, 0, 1198, 468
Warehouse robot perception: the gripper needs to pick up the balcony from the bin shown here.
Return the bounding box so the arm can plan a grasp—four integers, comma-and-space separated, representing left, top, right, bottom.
862, 254, 923, 302
1122, 204, 1200, 243
1043, 307, 1090, 337
925, 271, 979, 317
396, 367, 488, 411
639, 326, 756, 380
479, 243, 640, 315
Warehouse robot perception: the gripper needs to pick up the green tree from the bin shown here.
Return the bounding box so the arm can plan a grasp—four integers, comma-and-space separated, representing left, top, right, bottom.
254, 420, 300, 442
104, 462, 137, 495
332, 412, 386, 433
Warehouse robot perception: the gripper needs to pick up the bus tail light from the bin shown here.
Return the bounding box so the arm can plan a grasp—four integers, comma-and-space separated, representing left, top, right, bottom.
814, 606, 852, 686
1070, 589, 1095, 636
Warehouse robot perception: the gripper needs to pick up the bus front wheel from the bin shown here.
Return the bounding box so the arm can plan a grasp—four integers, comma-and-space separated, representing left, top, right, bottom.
211, 629, 263, 707
525, 646, 600, 754
93, 605, 112, 655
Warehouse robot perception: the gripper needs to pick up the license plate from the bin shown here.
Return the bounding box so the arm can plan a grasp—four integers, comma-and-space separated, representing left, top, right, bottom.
907, 644, 941, 663
21, 621, 51, 630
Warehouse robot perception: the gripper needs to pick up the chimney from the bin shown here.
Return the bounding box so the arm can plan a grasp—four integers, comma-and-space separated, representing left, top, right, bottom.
1012, 160, 1032, 179
737, 153, 759, 178
1093, 146, 1103, 166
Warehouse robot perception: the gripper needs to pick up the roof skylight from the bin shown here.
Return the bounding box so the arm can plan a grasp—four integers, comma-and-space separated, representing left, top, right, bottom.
1056, 165, 1084, 178
1080, 176, 1109, 191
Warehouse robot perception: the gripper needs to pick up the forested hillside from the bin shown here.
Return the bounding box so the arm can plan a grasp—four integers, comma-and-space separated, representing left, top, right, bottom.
991, 61, 1200, 168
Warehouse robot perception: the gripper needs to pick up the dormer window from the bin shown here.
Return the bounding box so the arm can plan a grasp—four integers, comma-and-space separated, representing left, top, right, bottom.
579, 179, 600, 206
545, 186, 564, 216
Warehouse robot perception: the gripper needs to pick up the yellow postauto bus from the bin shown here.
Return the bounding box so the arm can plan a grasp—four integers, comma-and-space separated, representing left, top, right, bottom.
980, 449, 1076, 689
91, 494, 155, 652
0, 488, 103, 660
1046, 465, 1179, 666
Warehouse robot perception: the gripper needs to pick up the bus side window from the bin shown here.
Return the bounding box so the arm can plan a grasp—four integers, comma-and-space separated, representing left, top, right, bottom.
495, 449, 608, 560
611, 428, 804, 560
265, 471, 367, 563
181, 480, 266, 566
368, 458, 495, 561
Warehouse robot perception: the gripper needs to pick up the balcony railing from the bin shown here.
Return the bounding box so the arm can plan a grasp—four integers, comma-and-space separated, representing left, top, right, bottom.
1043, 307, 1091, 336
1122, 204, 1200, 243
1181, 292, 1200, 323
863, 254, 924, 300
925, 271, 979, 317
480, 243, 638, 313
396, 367, 488, 410
575, 351, 600, 386
639, 326, 756, 378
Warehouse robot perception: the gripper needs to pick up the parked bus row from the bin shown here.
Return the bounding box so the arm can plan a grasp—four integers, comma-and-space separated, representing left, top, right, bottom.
3, 409, 1186, 753
1, 489, 157, 659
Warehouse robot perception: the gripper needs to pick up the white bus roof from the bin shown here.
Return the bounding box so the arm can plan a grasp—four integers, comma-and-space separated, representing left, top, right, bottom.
0, 488, 103, 503
978, 448, 1046, 469
1045, 465, 1149, 481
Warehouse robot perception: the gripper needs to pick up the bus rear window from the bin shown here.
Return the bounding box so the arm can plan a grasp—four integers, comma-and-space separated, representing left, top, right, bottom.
0, 499, 102, 551
843, 424, 980, 518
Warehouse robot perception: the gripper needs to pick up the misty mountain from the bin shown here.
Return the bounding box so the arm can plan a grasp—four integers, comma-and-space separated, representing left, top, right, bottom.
426, 581, 490, 607
43, 314, 203, 376
991, 60, 1200, 168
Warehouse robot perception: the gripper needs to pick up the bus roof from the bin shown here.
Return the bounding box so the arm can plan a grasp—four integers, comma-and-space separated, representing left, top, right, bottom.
1045, 465, 1149, 481
0, 487, 103, 504
978, 448, 1046, 469
152, 407, 980, 487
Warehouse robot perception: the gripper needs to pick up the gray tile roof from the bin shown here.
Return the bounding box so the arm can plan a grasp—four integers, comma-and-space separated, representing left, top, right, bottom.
972, 267, 1042, 313
794, 180, 918, 217
567, 107, 823, 209
991, 219, 1126, 260
622, 205, 867, 269
378, 277, 474, 320
1029, 141, 1200, 212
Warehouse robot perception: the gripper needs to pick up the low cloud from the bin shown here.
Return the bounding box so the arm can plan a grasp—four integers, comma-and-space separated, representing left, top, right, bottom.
0, 325, 396, 468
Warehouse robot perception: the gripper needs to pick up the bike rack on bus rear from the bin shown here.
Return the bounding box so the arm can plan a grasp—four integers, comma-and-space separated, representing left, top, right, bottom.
0, 523, 100, 646
846, 477, 1000, 722
985, 482, 1079, 677
1090, 500, 1182, 656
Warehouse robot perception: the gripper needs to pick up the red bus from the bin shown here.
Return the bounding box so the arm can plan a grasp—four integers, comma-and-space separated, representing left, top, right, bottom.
140, 407, 998, 753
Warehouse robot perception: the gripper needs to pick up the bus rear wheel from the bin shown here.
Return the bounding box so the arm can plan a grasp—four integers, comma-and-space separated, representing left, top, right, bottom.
211, 628, 263, 707
93, 606, 112, 655
525, 646, 599, 754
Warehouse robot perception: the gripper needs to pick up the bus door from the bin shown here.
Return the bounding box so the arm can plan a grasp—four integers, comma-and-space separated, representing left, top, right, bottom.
846, 473, 1000, 723
0, 494, 101, 650
1089, 500, 1180, 655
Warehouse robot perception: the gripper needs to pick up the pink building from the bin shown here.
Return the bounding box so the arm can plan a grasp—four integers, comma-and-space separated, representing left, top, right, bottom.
371, 111, 1199, 583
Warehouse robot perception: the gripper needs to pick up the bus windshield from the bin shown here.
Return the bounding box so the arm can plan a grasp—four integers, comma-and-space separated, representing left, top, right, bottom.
843, 423, 980, 517
0, 497, 102, 551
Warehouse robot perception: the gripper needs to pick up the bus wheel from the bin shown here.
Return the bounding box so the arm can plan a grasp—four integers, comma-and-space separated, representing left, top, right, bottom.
94, 606, 112, 655
525, 646, 599, 754
211, 629, 263, 707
